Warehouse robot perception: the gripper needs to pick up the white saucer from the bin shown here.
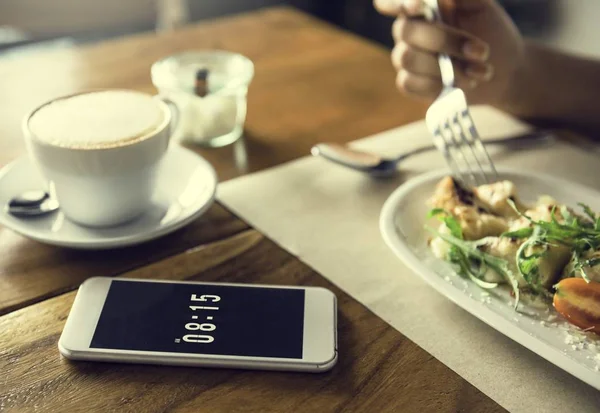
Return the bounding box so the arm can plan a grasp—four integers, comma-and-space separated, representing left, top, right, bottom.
0, 146, 217, 249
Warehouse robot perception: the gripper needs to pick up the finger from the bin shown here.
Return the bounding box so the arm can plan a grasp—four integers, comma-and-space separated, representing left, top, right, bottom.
375, 0, 490, 19
396, 70, 442, 99
396, 62, 493, 99
391, 43, 441, 78
392, 17, 489, 62
374, 0, 425, 17
440, 0, 491, 12
374, 0, 400, 16
464, 61, 494, 82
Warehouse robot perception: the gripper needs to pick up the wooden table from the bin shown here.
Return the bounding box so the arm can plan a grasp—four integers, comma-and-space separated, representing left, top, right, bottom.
0, 7, 505, 412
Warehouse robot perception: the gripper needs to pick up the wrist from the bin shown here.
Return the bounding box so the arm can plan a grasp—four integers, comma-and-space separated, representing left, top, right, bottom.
492, 41, 600, 132
492, 42, 538, 119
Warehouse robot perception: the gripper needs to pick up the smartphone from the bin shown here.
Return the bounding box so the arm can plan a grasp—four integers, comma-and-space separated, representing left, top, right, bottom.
58, 277, 338, 372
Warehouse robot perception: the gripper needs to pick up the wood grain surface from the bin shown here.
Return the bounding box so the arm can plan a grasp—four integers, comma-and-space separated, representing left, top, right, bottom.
0, 204, 248, 315
0, 231, 503, 413
0, 6, 505, 412
0, 5, 426, 317
0, 7, 427, 173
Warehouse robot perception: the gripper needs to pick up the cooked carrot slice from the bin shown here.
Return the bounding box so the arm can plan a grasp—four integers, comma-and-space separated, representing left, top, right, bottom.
553, 278, 600, 334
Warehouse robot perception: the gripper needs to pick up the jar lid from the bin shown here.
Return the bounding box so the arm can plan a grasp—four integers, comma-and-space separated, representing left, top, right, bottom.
151, 50, 254, 96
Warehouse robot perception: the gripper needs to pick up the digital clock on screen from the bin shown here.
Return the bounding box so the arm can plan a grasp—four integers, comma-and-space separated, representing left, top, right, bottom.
175, 294, 220, 344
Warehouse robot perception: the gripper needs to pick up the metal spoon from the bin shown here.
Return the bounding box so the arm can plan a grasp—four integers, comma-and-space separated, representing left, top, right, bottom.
6, 190, 59, 217
311, 130, 556, 178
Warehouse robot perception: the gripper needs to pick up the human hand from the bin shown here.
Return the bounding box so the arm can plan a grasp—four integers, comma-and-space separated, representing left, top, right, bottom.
374, 0, 525, 107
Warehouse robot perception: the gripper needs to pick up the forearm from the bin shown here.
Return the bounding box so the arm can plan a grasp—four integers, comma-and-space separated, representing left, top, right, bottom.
495, 42, 600, 132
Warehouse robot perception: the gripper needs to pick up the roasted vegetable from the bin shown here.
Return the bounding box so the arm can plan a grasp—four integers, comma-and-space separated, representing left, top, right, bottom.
554, 278, 600, 334
427, 176, 600, 313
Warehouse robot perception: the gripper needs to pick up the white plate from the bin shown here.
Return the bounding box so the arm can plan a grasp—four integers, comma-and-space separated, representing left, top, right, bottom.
380, 168, 600, 390
0, 146, 217, 249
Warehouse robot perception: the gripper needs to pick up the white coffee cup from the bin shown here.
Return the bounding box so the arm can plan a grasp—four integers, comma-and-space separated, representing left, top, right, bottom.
22, 89, 177, 227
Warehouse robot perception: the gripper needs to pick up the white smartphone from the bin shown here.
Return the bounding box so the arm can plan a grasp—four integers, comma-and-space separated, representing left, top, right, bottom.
58, 277, 338, 372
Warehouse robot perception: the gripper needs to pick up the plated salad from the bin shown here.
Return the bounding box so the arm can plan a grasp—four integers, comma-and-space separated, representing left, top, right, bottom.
427, 176, 600, 334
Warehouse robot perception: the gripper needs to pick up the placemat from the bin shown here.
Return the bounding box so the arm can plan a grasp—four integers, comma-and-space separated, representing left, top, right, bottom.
218, 106, 600, 412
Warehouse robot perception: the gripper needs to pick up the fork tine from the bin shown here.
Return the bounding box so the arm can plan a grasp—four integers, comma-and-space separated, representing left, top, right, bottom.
449, 115, 488, 187
423, 0, 499, 187
432, 127, 463, 182
460, 110, 499, 182
441, 120, 477, 187
452, 114, 489, 186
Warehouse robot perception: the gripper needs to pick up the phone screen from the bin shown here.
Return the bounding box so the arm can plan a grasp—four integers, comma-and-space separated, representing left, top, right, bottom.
90, 280, 305, 359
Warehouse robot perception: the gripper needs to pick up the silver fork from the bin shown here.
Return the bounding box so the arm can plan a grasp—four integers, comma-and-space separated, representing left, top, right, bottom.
423, 0, 498, 186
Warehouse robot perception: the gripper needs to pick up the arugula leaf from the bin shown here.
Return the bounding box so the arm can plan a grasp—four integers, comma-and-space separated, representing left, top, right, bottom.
448, 246, 499, 289
501, 227, 533, 239
585, 257, 600, 267
427, 200, 600, 310
560, 206, 578, 227
427, 227, 520, 307
578, 203, 597, 222
427, 208, 446, 218
507, 198, 528, 219
573, 252, 592, 283
428, 209, 463, 239
429, 210, 500, 288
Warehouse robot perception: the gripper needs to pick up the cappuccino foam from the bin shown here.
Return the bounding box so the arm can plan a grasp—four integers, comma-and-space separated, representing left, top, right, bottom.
28, 90, 166, 149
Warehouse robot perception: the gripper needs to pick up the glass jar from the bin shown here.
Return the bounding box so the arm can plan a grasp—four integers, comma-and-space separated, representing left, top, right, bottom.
151, 50, 254, 147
